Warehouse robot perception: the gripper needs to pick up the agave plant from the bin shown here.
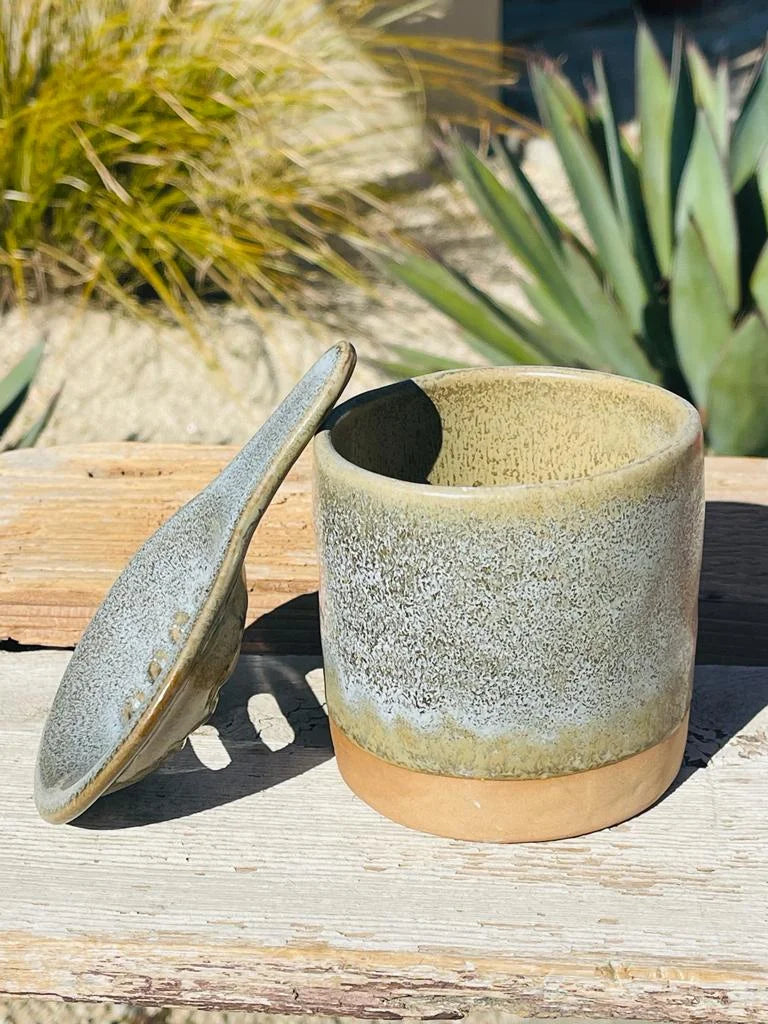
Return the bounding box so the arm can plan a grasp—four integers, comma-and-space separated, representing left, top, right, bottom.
382, 26, 768, 455
0, 341, 56, 450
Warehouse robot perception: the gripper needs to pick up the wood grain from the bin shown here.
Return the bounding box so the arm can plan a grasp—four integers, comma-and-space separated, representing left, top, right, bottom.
1, 651, 766, 1021
2, 444, 768, 663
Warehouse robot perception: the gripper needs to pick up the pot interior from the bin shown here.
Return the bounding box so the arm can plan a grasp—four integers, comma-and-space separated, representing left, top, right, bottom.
328, 369, 692, 488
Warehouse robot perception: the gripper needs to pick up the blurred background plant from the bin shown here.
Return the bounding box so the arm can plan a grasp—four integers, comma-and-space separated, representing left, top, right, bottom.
0, 340, 57, 449
0, 0, 522, 363
382, 24, 768, 456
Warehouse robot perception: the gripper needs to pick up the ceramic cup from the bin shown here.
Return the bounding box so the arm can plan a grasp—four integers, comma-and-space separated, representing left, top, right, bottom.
313, 366, 704, 842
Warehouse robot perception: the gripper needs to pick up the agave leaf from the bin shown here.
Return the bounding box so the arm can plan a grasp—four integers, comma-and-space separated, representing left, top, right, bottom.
10, 388, 61, 450
707, 313, 768, 455
377, 251, 551, 365
675, 110, 740, 312
670, 217, 732, 408
532, 63, 648, 333
593, 58, 634, 247
372, 344, 468, 380
731, 52, 768, 192
736, 167, 768, 302
449, 143, 593, 339
0, 340, 45, 438
536, 61, 588, 132
669, 32, 696, 207
637, 23, 674, 275
493, 139, 562, 249
685, 42, 729, 152
520, 279, 601, 367
560, 242, 659, 382
751, 239, 768, 322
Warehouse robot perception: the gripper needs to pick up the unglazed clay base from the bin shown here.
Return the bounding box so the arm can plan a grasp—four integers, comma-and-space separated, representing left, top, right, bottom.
331, 712, 689, 843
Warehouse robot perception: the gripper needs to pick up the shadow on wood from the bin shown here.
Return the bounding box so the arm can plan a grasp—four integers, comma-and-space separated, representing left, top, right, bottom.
74, 644, 327, 830
698, 501, 768, 665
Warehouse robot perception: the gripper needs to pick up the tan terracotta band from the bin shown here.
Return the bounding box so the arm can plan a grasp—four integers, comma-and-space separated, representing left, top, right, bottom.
331, 712, 690, 843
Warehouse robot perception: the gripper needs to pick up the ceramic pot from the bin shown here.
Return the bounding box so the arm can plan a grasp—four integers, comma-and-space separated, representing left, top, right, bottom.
313, 366, 704, 842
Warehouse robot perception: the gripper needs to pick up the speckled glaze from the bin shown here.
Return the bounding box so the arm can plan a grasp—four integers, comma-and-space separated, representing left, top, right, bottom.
314, 367, 704, 830
35, 342, 356, 824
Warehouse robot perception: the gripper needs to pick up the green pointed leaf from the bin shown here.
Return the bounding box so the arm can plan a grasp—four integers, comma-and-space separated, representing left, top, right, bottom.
520, 279, 599, 367
493, 139, 562, 249
731, 52, 768, 191
707, 313, 768, 455
685, 42, 729, 152
9, 388, 60, 450
637, 23, 674, 274
373, 344, 468, 380
670, 218, 732, 408
758, 152, 768, 209
560, 243, 659, 382
592, 55, 633, 241
0, 340, 45, 438
670, 33, 696, 206
378, 251, 550, 365
735, 169, 768, 299
449, 143, 594, 339
532, 63, 648, 333
675, 111, 740, 311
535, 61, 588, 131
751, 240, 768, 321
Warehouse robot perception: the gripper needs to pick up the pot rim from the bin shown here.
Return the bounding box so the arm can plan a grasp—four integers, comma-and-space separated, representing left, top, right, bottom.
315, 364, 702, 499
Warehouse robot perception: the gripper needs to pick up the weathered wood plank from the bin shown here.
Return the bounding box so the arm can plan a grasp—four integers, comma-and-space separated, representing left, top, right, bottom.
1, 651, 766, 1021
2, 445, 768, 663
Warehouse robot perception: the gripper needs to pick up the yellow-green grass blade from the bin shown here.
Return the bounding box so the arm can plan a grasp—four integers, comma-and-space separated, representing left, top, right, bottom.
707, 313, 768, 455
675, 110, 740, 312
670, 218, 732, 409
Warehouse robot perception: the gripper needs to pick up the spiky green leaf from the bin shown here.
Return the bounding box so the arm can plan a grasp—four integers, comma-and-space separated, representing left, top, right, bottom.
675, 111, 740, 311
560, 243, 659, 381
0, 340, 45, 438
532, 63, 648, 332
10, 388, 60, 449
685, 42, 729, 152
449, 143, 593, 340
731, 52, 768, 191
592, 56, 633, 242
377, 251, 550, 365
637, 23, 675, 274
670, 218, 732, 409
493, 139, 562, 249
707, 313, 768, 455
373, 344, 468, 380
670, 33, 696, 206
751, 240, 768, 322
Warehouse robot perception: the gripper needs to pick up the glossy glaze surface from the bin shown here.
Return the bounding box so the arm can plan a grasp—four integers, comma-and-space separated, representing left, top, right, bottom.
315, 366, 704, 780
35, 342, 356, 823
